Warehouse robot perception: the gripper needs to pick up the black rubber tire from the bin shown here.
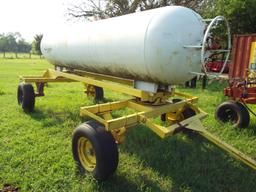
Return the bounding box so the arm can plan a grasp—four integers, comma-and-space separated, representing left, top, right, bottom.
202, 75, 207, 89
190, 76, 197, 88
215, 101, 250, 128
72, 121, 118, 181
94, 86, 104, 101
17, 83, 35, 112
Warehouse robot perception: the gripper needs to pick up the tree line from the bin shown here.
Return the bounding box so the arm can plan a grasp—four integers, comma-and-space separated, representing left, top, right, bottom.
0, 32, 42, 55
67, 0, 256, 35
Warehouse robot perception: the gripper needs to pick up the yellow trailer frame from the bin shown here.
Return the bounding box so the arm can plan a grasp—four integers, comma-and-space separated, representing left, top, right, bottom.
19, 68, 256, 179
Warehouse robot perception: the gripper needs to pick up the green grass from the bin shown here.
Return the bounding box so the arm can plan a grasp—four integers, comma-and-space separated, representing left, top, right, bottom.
0, 58, 256, 192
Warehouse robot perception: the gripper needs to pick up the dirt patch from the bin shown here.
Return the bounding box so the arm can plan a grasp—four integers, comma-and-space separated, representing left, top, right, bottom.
0, 184, 20, 192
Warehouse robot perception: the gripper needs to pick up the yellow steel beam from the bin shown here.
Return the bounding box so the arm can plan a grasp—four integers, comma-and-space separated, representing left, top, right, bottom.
174, 92, 198, 102
80, 99, 200, 131
138, 116, 175, 138
127, 97, 198, 113
21, 69, 203, 104
102, 112, 127, 144
50, 69, 150, 100
80, 100, 128, 114
127, 100, 157, 112
168, 113, 208, 132
152, 113, 207, 138
111, 112, 207, 139
106, 113, 142, 131
73, 69, 134, 86
20, 69, 76, 83
80, 108, 106, 126
136, 100, 189, 119
103, 113, 113, 120
79, 96, 256, 170
20, 69, 203, 104
105, 101, 186, 130
20, 69, 149, 99
184, 118, 256, 170
107, 101, 203, 130
21, 77, 75, 83
200, 130, 256, 170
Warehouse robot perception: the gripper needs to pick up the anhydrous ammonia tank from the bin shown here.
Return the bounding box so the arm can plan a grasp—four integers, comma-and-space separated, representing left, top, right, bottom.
41, 6, 205, 85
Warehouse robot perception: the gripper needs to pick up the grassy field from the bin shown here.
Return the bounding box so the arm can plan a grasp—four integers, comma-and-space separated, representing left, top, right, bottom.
0, 52, 42, 59
0, 58, 256, 192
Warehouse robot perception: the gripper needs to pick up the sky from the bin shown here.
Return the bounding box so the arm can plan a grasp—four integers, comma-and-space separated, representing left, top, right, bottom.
0, 0, 81, 42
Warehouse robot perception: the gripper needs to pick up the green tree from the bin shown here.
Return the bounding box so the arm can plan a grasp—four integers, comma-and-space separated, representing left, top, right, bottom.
17, 39, 31, 53
31, 34, 43, 55
0, 34, 9, 53
68, 0, 256, 35
202, 0, 256, 34
67, 0, 206, 20
4, 33, 17, 52
0, 32, 31, 56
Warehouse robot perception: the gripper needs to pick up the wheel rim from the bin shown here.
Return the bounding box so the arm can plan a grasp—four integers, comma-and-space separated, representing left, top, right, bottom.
77, 137, 96, 171
223, 109, 238, 123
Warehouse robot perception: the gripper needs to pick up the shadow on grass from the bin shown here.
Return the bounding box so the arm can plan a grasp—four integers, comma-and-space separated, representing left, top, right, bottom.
120, 125, 256, 192
74, 162, 165, 192
23, 102, 256, 191
26, 96, 132, 127
101, 174, 163, 192
74, 169, 143, 192
26, 108, 90, 128
248, 125, 256, 136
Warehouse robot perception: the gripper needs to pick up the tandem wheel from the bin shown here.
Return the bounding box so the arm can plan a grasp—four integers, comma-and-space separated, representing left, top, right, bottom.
17, 83, 35, 112
72, 120, 118, 181
215, 101, 250, 128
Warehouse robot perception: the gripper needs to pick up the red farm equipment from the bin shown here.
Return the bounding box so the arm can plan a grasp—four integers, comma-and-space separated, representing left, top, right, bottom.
215, 34, 256, 128
204, 35, 230, 74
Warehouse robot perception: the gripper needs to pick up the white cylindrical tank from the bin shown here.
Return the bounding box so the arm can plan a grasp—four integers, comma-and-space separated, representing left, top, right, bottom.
41, 6, 205, 85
